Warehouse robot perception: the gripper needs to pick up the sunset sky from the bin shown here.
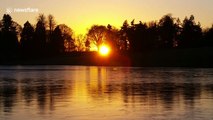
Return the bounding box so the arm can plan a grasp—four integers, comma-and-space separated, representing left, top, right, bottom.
0, 0, 213, 34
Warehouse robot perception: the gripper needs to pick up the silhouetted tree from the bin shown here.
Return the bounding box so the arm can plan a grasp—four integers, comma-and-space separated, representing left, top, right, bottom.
146, 21, 160, 49
120, 20, 130, 51
47, 14, 56, 43
106, 24, 120, 52
179, 15, 202, 48
48, 14, 56, 33
33, 14, 47, 55
49, 26, 64, 53
135, 21, 148, 51
37, 14, 46, 25
0, 25, 2, 56
158, 14, 178, 48
20, 21, 34, 55
0, 20, 2, 42
58, 24, 74, 52
85, 39, 90, 51
203, 25, 213, 47
86, 24, 120, 51
13, 21, 22, 41
126, 20, 149, 52
174, 18, 182, 47
1, 13, 213, 63
86, 25, 107, 50
0, 14, 19, 57
75, 34, 86, 51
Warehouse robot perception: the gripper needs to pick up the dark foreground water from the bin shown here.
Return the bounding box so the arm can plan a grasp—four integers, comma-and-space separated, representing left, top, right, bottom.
0, 66, 213, 120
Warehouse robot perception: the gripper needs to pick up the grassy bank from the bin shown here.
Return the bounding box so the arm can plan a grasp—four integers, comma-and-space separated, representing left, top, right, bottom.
131, 47, 213, 67
1, 47, 213, 67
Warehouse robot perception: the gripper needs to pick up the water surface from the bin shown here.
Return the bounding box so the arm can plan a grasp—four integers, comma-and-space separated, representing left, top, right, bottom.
0, 66, 213, 120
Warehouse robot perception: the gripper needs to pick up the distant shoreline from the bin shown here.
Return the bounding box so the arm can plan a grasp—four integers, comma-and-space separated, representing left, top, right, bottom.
1, 47, 213, 68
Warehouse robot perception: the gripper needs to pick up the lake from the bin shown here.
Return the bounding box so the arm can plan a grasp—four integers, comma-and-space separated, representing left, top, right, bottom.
0, 66, 213, 120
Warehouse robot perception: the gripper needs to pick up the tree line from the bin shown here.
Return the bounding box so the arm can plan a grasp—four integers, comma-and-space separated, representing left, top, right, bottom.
0, 13, 213, 59
86, 14, 213, 52
0, 14, 76, 59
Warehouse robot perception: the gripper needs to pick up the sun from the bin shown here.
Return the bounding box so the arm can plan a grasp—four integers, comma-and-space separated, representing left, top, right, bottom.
99, 45, 110, 56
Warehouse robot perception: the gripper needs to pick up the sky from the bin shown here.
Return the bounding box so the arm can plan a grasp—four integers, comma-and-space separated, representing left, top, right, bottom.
0, 0, 213, 34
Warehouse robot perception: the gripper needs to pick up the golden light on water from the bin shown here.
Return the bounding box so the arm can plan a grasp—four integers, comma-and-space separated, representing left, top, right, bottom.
99, 45, 110, 56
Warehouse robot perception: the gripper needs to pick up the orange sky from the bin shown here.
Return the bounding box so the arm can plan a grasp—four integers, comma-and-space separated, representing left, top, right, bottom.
1, 0, 213, 35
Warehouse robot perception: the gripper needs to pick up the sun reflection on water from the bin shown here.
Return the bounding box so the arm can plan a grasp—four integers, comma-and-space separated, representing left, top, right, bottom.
0, 66, 213, 120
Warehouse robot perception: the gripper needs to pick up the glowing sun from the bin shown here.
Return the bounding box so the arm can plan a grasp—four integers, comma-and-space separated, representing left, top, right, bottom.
99, 45, 110, 56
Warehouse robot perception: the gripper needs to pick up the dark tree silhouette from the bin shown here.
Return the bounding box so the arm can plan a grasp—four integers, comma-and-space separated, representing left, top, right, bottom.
158, 14, 178, 48
48, 14, 56, 34
203, 25, 213, 47
85, 39, 90, 51
120, 20, 130, 51
0, 14, 19, 58
179, 15, 202, 48
129, 21, 148, 51
106, 24, 120, 52
1, 13, 213, 65
58, 24, 74, 52
86, 24, 120, 51
20, 21, 34, 55
86, 25, 107, 50
49, 26, 64, 53
146, 21, 160, 49
47, 14, 56, 43
75, 34, 86, 51
33, 14, 47, 55
120, 20, 159, 52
